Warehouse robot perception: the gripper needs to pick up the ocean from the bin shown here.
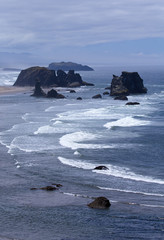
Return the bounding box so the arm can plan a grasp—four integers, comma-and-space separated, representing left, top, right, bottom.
0, 66, 163, 240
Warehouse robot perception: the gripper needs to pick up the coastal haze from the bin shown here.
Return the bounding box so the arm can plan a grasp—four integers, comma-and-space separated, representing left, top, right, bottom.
0, 1, 164, 240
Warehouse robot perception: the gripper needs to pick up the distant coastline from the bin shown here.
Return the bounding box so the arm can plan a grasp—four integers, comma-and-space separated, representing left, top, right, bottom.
3, 68, 21, 72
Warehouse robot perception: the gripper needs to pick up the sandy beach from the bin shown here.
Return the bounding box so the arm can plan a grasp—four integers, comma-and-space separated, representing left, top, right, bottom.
0, 86, 33, 95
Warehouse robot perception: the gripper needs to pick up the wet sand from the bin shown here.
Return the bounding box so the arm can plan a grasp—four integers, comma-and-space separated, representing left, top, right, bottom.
0, 86, 33, 95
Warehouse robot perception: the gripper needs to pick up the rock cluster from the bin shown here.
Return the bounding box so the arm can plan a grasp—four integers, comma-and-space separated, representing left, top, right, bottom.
14, 67, 93, 87
31, 80, 65, 98
110, 72, 147, 96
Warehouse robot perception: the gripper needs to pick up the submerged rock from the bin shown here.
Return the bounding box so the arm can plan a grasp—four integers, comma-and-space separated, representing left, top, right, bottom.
40, 186, 57, 191
92, 94, 102, 99
88, 197, 111, 209
114, 95, 128, 101
110, 72, 147, 96
103, 91, 109, 95
94, 166, 109, 170
70, 90, 76, 93
77, 97, 82, 100
126, 102, 140, 105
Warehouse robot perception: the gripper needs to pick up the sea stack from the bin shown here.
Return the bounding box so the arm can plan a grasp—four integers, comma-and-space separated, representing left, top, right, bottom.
110, 71, 147, 96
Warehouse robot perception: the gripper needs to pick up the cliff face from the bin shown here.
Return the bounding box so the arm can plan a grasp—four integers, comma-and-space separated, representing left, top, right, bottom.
110, 71, 147, 96
13, 67, 92, 87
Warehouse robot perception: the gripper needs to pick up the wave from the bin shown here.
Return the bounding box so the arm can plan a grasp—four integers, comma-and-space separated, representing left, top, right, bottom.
59, 131, 117, 150
34, 124, 75, 135
97, 186, 164, 197
58, 156, 164, 185
56, 108, 124, 121
104, 116, 150, 129
8, 136, 58, 153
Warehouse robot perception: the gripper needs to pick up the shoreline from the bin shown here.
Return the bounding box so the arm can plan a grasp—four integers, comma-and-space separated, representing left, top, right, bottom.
0, 86, 33, 95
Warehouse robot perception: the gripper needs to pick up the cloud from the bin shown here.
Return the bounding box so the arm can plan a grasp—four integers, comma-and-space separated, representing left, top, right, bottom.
0, 0, 164, 66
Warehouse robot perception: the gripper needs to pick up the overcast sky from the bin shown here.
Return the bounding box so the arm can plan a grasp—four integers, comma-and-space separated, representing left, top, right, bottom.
0, 0, 164, 67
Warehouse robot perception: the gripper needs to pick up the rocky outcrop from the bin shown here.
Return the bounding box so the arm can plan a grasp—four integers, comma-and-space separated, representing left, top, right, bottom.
92, 94, 102, 99
110, 72, 147, 96
46, 89, 65, 99
114, 96, 128, 101
30, 184, 62, 191
48, 62, 94, 71
88, 197, 111, 209
126, 102, 140, 105
31, 80, 46, 97
103, 91, 109, 95
31, 81, 66, 99
13, 67, 93, 87
14, 67, 57, 87
94, 166, 109, 170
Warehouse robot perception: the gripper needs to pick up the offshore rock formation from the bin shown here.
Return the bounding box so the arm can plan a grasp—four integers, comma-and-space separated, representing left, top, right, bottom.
48, 62, 94, 71
31, 80, 65, 99
31, 80, 46, 97
110, 72, 147, 96
88, 197, 111, 209
13, 67, 93, 87
46, 89, 65, 99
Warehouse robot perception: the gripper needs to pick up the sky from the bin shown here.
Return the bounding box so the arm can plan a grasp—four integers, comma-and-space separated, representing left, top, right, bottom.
0, 0, 164, 67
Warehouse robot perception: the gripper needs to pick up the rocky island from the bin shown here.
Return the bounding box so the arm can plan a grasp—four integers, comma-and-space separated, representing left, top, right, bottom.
110, 71, 147, 96
13, 66, 94, 88
48, 62, 94, 71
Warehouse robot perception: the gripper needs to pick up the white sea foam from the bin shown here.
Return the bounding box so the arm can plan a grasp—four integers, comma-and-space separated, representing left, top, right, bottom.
59, 131, 116, 150
8, 136, 58, 153
52, 120, 63, 125
34, 125, 58, 134
34, 124, 73, 134
104, 116, 150, 129
58, 156, 93, 169
56, 108, 123, 121
97, 186, 164, 197
58, 156, 164, 185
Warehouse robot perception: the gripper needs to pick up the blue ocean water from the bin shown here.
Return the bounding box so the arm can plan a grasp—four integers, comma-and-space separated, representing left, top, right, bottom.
0, 66, 164, 240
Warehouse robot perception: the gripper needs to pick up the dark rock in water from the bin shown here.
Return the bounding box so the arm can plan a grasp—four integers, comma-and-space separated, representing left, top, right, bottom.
48, 62, 94, 71
114, 95, 128, 101
70, 90, 76, 93
82, 81, 94, 86
110, 72, 147, 96
94, 166, 109, 170
126, 102, 140, 105
40, 186, 57, 191
30, 187, 37, 190
13, 67, 93, 88
88, 197, 111, 209
47, 89, 65, 99
103, 91, 109, 95
92, 94, 102, 99
30, 184, 62, 191
77, 97, 82, 100
14, 66, 57, 87
52, 183, 63, 187
105, 86, 111, 90
31, 80, 46, 97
